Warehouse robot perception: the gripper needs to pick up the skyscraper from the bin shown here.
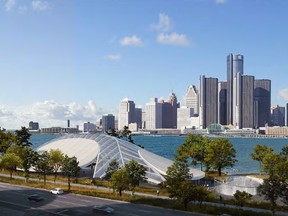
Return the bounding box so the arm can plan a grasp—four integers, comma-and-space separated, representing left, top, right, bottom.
271, 105, 285, 126
218, 82, 227, 125
118, 98, 135, 130
227, 54, 244, 126
184, 85, 199, 115
241, 75, 255, 128
145, 98, 162, 130
254, 79, 271, 127
162, 92, 179, 128
102, 114, 115, 132
199, 75, 218, 129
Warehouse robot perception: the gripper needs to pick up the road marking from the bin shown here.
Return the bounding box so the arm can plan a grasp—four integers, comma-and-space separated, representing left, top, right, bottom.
57, 209, 69, 214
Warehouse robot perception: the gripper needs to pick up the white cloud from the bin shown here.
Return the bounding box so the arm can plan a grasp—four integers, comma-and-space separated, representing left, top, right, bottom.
105, 55, 121, 61
0, 100, 104, 129
120, 35, 143, 46
151, 13, 173, 32
31, 0, 49, 11
215, 0, 227, 4
157, 33, 191, 46
277, 88, 288, 101
5, 0, 16, 11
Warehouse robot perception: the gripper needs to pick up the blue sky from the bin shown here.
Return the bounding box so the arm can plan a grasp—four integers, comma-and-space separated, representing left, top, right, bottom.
1, 0, 288, 129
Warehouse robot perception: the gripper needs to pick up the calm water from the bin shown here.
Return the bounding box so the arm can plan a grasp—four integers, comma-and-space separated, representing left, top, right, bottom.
31, 134, 288, 174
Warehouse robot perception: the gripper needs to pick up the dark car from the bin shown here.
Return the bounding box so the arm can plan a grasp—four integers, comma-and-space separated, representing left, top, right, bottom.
28, 194, 44, 202
93, 205, 114, 214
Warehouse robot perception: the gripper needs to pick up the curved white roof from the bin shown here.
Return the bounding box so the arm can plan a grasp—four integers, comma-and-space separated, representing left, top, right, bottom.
36, 133, 205, 184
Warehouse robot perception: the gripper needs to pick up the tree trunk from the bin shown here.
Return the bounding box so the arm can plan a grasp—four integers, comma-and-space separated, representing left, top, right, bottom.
119, 190, 122, 197
9, 171, 12, 180
68, 175, 71, 192
218, 167, 221, 176
44, 174, 46, 185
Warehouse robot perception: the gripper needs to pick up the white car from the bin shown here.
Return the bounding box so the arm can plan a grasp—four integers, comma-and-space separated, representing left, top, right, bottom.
50, 188, 64, 195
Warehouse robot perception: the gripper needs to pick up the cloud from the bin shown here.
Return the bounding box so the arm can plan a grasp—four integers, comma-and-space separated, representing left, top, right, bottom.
5, 0, 16, 11
0, 100, 104, 129
277, 88, 288, 101
105, 55, 121, 61
120, 35, 143, 46
215, 0, 227, 4
31, 0, 49, 11
151, 13, 173, 32
157, 33, 191, 46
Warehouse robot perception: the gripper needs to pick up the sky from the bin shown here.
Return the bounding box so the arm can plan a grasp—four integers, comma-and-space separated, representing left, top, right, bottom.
1, 0, 288, 129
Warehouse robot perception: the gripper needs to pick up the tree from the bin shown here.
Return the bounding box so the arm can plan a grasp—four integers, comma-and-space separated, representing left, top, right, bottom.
233, 190, 252, 207
165, 160, 192, 200
15, 127, 32, 148
105, 160, 120, 180
250, 144, 274, 175
195, 186, 210, 208
49, 149, 64, 182
204, 138, 237, 176
110, 169, 130, 196
21, 147, 39, 182
176, 134, 209, 171
34, 151, 53, 185
0, 153, 22, 179
125, 160, 147, 193
0, 131, 15, 154
176, 181, 197, 209
61, 155, 80, 192
257, 176, 281, 215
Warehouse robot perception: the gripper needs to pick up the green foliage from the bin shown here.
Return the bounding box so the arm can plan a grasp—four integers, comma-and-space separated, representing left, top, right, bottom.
110, 169, 130, 196
165, 160, 192, 205
34, 151, 53, 185
0, 153, 22, 179
15, 127, 32, 147
125, 160, 147, 191
105, 160, 120, 180
21, 147, 39, 181
176, 134, 209, 170
61, 155, 80, 192
49, 149, 64, 182
250, 144, 274, 175
204, 138, 237, 176
257, 176, 281, 215
0, 131, 15, 153
233, 190, 252, 207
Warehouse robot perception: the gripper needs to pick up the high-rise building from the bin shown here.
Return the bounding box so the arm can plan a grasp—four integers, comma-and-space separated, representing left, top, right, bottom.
218, 82, 227, 125
162, 92, 179, 128
271, 105, 285, 126
145, 98, 162, 130
227, 54, 244, 126
102, 114, 115, 132
254, 79, 271, 127
28, 121, 39, 131
177, 107, 194, 130
134, 108, 142, 129
118, 98, 135, 130
184, 85, 199, 115
241, 75, 255, 128
199, 75, 218, 129
286, 103, 288, 127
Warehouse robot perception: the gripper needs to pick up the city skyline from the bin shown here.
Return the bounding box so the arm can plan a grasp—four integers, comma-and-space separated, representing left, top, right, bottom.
1, 0, 288, 129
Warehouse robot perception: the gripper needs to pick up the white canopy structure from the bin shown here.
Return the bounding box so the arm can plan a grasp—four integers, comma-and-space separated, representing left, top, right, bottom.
36, 133, 205, 184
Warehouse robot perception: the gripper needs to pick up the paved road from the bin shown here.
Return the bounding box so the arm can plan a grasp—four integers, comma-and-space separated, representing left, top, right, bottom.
0, 182, 208, 216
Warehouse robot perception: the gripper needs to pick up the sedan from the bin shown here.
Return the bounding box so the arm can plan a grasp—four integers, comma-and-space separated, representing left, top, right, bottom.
93, 205, 114, 214
50, 188, 64, 195
28, 194, 44, 202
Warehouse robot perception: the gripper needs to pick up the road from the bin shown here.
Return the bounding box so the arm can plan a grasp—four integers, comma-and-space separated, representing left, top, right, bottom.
0, 182, 208, 216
